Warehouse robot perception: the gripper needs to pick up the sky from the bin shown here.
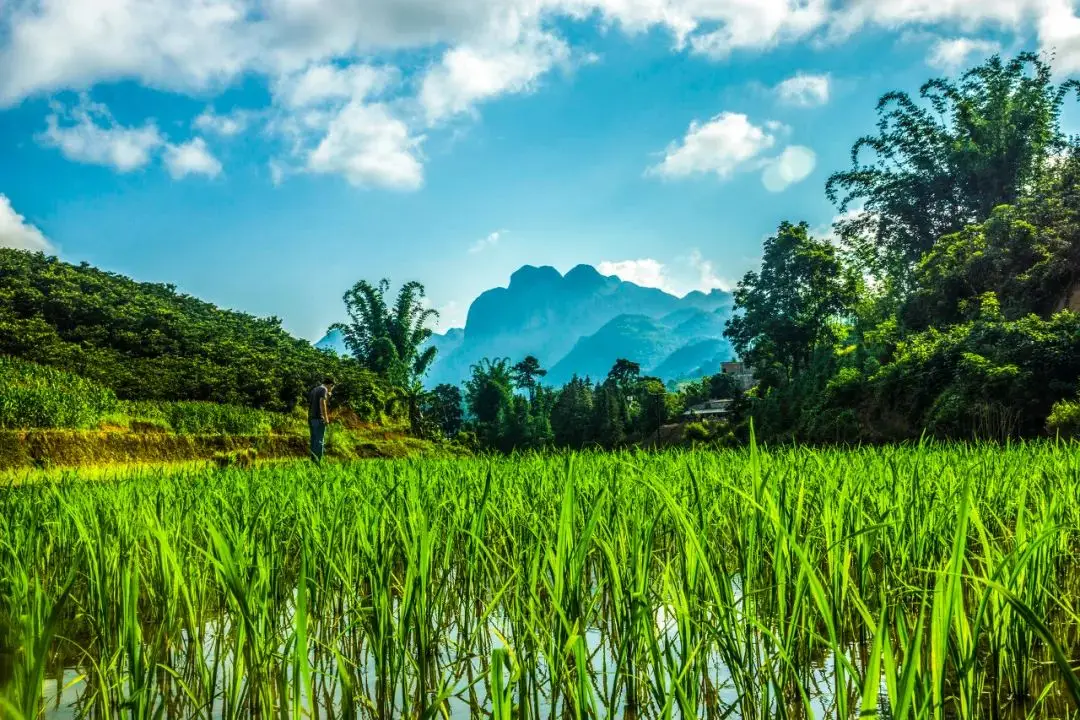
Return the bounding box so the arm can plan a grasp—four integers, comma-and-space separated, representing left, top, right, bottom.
1, 1, 1079, 341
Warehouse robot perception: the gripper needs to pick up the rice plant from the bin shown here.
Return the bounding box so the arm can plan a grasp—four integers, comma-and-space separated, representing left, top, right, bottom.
1, 441, 1079, 718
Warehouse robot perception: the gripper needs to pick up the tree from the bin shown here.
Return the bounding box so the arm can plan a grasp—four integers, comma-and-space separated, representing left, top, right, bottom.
591, 381, 625, 448
606, 359, 641, 389
724, 221, 860, 386
331, 279, 439, 387
464, 357, 514, 447
709, 372, 741, 400
511, 355, 547, 399
827, 53, 1077, 288
550, 376, 594, 448
906, 148, 1080, 328
635, 377, 669, 438
423, 384, 465, 439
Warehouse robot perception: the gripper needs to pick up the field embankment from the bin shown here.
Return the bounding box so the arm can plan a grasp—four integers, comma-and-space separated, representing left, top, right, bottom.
0, 356, 444, 469
0, 425, 434, 470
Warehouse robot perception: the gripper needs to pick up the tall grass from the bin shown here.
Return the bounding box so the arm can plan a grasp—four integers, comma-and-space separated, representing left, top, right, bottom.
1, 442, 1079, 718
118, 400, 302, 435
0, 357, 118, 429
0, 355, 302, 436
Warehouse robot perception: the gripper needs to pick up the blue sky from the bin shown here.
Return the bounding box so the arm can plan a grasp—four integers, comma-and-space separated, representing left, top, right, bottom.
1, 0, 1078, 341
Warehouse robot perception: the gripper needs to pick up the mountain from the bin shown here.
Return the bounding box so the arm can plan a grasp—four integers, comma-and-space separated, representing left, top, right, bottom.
316, 264, 735, 387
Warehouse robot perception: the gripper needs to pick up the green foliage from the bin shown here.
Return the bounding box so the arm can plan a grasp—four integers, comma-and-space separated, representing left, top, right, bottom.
511, 355, 547, 397
0, 356, 118, 429
0, 250, 390, 418
1046, 398, 1080, 438
120, 401, 295, 436
731, 53, 1080, 445
827, 53, 1077, 285
5, 445, 1080, 717
331, 279, 439, 387
422, 384, 465, 439
725, 221, 859, 386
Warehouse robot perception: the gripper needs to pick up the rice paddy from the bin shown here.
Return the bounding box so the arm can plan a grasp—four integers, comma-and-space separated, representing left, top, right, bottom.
2, 441, 1079, 719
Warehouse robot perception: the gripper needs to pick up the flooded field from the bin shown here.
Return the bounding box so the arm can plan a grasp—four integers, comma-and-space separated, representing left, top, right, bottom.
2, 444, 1079, 718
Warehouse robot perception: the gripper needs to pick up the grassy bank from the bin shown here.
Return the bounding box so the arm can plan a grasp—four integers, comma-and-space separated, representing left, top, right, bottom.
2, 442, 1079, 718
0, 424, 439, 471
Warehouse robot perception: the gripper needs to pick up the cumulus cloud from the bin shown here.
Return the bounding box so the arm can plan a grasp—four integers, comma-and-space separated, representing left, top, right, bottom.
304, 101, 424, 190
650, 111, 815, 191
775, 72, 831, 107
927, 37, 1001, 72
164, 137, 223, 179
5, 0, 1080, 188
598, 250, 731, 296
0, 195, 53, 252
648, 112, 779, 179
273, 63, 396, 109
194, 108, 250, 136
469, 230, 505, 254
761, 145, 816, 191
419, 29, 570, 124
39, 98, 163, 172
0, 0, 254, 107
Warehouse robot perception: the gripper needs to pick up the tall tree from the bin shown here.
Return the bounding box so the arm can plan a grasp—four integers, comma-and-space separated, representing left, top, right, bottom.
464, 357, 514, 447
331, 279, 439, 386
551, 375, 594, 448
606, 359, 641, 389
511, 355, 547, 399
827, 53, 1077, 287
423, 383, 465, 439
724, 221, 859, 386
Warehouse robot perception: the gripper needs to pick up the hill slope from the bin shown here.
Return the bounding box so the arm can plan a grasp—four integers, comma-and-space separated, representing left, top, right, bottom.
0, 250, 389, 414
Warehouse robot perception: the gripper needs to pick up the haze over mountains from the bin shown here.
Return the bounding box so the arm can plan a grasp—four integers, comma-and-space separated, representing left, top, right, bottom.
317, 264, 735, 387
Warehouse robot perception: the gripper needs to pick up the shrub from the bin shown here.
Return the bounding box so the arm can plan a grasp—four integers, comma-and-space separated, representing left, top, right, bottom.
0, 356, 118, 429
1047, 399, 1080, 438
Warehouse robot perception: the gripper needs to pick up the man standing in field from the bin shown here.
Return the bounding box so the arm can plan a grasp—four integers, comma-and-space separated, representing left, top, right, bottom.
308, 377, 334, 464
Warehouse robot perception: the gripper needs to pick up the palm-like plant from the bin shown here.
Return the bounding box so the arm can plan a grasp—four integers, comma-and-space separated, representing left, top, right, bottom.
330, 279, 439, 387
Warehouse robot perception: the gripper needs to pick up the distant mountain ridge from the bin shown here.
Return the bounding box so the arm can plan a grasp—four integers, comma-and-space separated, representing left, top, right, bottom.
317, 264, 735, 387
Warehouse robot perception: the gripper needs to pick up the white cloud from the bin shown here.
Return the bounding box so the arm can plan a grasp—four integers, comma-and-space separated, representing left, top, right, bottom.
927, 37, 1001, 72
775, 72, 831, 107
305, 101, 424, 190
273, 63, 396, 109
1038, 0, 1080, 75
598, 250, 731, 296
649, 112, 779, 179
164, 137, 223, 179
6, 0, 1080, 188
0, 0, 255, 107
39, 98, 163, 172
834, 0, 1044, 34
761, 145, 816, 191
420, 29, 570, 124
0, 195, 53, 252
469, 230, 505, 254
683, 0, 829, 58
194, 108, 249, 136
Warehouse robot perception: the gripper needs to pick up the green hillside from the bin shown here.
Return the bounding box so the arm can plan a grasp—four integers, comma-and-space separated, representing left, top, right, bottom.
0, 250, 394, 419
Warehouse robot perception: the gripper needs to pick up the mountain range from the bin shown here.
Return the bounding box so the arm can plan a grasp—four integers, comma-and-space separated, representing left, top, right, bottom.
317, 264, 735, 388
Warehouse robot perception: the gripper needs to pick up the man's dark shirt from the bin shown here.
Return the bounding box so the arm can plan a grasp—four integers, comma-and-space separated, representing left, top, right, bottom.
309, 385, 328, 421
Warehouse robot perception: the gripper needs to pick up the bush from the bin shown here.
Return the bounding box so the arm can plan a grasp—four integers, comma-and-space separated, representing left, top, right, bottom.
1047, 399, 1080, 438
0, 356, 118, 429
